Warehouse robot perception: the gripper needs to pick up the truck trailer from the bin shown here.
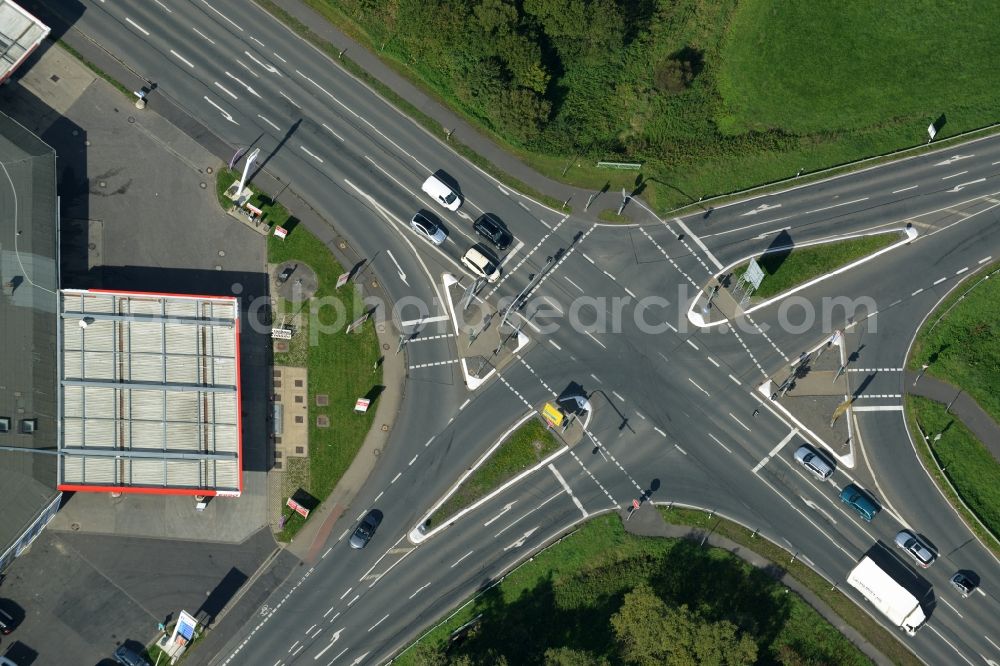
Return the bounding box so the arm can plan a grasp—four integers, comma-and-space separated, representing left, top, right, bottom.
846, 556, 926, 635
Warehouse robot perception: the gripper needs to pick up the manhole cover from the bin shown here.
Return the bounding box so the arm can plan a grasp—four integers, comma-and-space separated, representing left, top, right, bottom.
218, 250, 226, 257
206, 166, 214, 174
99, 181, 106, 188
70, 522, 80, 531
215, 265, 223, 271
371, 280, 379, 289
200, 182, 207, 189
373, 448, 381, 457
128, 116, 135, 123
338, 241, 347, 249
381, 424, 389, 432
382, 343, 389, 350
88, 243, 96, 250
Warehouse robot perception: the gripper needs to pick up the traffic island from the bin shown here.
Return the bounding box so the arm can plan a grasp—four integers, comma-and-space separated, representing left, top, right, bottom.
442, 273, 529, 390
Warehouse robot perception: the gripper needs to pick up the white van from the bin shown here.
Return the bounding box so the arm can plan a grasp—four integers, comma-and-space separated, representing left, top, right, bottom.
421, 174, 462, 211
461, 245, 501, 283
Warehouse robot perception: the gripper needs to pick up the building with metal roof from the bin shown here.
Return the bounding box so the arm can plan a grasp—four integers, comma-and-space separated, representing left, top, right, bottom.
58, 289, 243, 496
0, 1, 48, 84
0, 111, 60, 574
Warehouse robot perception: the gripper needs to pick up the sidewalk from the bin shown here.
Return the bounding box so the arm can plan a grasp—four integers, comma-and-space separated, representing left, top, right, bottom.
622, 507, 894, 666
906, 371, 1000, 465
264, 0, 629, 223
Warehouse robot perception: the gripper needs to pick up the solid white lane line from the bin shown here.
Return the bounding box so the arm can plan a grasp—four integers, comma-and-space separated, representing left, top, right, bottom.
322, 546, 332, 559
585, 331, 606, 349
321, 123, 345, 142
688, 378, 709, 396
347, 594, 359, 606
707, 356, 719, 368
550, 464, 587, 517
368, 614, 390, 632
590, 373, 602, 383
674, 217, 724, 269
942, 170, 969, 180
624, 287, 637, 298
708, 433, 732, 453
339, 587, 353, 600
653, 427, 666, 437
192, 27, 215, 43
409, 582, 431, 600
729, 413, 751, 432
564, 275, 584, 292
549, 340, 562, 350
984, 634, 1000, 651
891, 185, 918, 193
171, 50, 195, 68
250, 35, 266, 47
279, 91, 300, 108
125, 17, 150, 35
450, 551, 474, 568
925, 626, 975, 666
612, 391, 625, 402
213, 82, 237, 99
686, 339, 699, 350
804, 197, 868, 214
939, 597, 963, 618
257, 114, 280, 131
300, 145, 324, 163
201, 0, 243, 31
728, 374, 742, 385
674, 444, 687, 455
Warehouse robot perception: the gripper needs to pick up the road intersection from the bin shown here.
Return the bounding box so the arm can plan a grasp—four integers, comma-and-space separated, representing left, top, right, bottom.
40, 0, 1000, 664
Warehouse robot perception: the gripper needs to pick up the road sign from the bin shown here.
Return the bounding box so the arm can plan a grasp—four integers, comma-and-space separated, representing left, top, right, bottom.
632, 499, 640, 510
336, 271, 351, 289
541, 402, 563, 427
354, 397, 370, 413
927, 122, 937, 141
346, 312, 369, 334
744, 258, 766, 290
271, 327, 292, 340
286, 497, 310, 518
273, 225, 288, 239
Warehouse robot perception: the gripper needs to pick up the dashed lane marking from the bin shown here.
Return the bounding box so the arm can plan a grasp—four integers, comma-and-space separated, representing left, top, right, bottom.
408, 358, 460, 370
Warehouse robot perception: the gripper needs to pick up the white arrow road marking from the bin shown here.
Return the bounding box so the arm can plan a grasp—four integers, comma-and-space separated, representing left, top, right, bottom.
947, 178, 986, 193
244, 51, 281, 76
740, 203, 782, 216
385, 250, 408, 285
225, 71, 261, 98
484, 502, 516, 527
203, 97, 238, 125
504, 526, 539, 551
800, 496, 838, 524
934, 154, 973, 165
314, 628, 344, 659
350, 653, 370, 665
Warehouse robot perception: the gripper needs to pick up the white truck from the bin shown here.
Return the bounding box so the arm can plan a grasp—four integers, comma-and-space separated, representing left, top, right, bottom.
846, 556, 926, 635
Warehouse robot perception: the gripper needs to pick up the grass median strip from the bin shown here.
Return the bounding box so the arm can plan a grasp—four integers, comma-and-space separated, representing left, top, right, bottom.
427, 418, 559, 528
905, 395, 1000, 552
397, 513, 873, 665
752, 233, 897, 299
213, 169, 381, 542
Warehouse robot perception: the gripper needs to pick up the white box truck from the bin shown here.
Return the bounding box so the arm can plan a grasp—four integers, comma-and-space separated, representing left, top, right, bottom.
846, 556, 926, 635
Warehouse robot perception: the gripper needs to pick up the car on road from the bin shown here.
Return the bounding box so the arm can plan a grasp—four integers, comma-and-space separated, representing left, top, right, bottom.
0, 605, 14, 635
894, 530, 936, 568
839, 484, 879, 521
461, 244, 501, 283
421, 174, 461, 211
410, 210, 447, 245
350, 510, 383, 549
472, 213, 512, 251
0, 657, 17, 666
793, 444, 834, 479
950, 572, 976, 597
114, 644, 150, 666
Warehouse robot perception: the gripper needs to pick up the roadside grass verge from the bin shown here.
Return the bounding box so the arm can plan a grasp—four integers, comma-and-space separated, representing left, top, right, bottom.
213, 170, 381, 541
56, 41, 132, 99
907, 262, 1000, 424
426, 418, 559, 528
395, 514, 872, 665
752, 233, 898, 299
905, 395, 1000, 554
657, 506, 920, 666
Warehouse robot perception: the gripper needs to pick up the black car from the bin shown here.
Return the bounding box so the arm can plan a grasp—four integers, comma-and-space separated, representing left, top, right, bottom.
114, 644, 150, 666
472, 213, 513, 251
349, 510, 383, 549
0, 605, 15, 634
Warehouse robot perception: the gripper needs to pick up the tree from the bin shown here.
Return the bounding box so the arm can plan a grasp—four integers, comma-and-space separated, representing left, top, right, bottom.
544, 646, 611, 666
611, 584, 757, 666
523, 0, 624, 57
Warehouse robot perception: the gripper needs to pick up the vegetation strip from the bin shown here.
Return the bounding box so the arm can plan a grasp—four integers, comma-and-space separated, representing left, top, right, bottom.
752, 233, 897, 299
396, 513, 878, 665
427, 418, 559, 528
214, 169, 382, 541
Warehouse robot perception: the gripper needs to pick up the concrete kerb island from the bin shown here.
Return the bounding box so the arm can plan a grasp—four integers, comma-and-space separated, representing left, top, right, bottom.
408, 405, 592, 545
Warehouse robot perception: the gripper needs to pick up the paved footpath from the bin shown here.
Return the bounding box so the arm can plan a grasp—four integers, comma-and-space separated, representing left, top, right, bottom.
623, 506, 895, 666
905, 370, 1000, 465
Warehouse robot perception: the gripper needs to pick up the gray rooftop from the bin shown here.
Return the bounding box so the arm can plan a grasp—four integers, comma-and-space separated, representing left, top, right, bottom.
58, 290, 243, 495
0, 112, 60, 554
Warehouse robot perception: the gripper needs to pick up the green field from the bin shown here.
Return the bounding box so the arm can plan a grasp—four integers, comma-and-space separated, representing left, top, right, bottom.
906, 396, 1000, 547
428, 418, 560, 528
398, 515, 872, 665
292, 0, 1000, 212
909, 264, 1000, 424
752, 233, 897, 299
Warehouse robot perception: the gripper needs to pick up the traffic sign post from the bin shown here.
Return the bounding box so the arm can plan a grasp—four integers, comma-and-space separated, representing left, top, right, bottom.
626, 498, 640, 521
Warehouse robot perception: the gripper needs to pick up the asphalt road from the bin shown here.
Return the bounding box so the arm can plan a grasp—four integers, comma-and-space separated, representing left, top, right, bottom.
38, 1, 1000, 664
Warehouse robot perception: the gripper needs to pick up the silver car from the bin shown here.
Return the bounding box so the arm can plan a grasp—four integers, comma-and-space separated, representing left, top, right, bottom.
894, 530, 936, 568
410, 211, 447, 245
793, 444, 834, 479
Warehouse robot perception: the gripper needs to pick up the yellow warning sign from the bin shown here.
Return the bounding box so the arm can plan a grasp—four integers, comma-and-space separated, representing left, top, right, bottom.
542, 402, 564, 427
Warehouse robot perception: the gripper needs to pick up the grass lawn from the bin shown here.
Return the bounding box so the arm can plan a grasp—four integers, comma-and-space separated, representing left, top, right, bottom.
214, 169, 382, 541
908, 263, 1000, 424
396, 514, 874, 666
427, 418, 560, 528
260, 1, 1000, 213
752, 233, 897, 299
905, 395, 1000, 553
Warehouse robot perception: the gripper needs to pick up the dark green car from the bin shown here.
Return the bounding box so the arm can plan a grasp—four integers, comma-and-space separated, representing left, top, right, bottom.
840, 483, 880, 521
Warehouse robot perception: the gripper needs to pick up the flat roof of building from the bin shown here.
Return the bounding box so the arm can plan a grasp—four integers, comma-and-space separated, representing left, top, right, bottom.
58, 289, 243, 496
0, 111, 60, 558
0, 1, 49, 83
